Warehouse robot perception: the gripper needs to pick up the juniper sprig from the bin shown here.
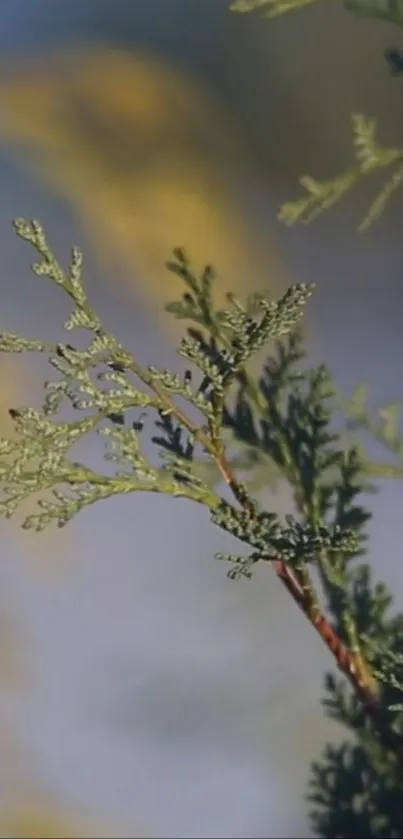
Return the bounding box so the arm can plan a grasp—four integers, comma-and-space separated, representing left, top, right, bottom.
1, 218, 403, 835
228, 0, 403, 833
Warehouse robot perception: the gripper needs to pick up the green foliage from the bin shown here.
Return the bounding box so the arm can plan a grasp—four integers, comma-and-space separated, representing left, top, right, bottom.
0, 2, 400, 835
230, 0, 403, 834
230, 0, 320, 16
1, 220, 403, 839
1, 220, 338, 576
230, 1, 403, 230
230, 0, 403, 26
308, 587, 403, 837
279, 115, 403, 231
345, 0, 403, 27
341, 385, 403, 479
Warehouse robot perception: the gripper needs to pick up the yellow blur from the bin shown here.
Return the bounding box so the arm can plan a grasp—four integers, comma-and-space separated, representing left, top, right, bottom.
0, 46, 287, 330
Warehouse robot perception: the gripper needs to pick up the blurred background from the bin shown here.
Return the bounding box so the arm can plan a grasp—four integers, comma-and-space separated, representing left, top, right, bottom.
0, 1, 402, 836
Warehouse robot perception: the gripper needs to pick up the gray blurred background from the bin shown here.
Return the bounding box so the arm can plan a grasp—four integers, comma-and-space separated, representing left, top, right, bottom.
0, 1, 402, 836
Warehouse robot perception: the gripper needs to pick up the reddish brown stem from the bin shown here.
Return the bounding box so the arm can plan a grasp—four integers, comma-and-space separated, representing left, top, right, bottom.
273, 558, 377, 700
214, 447, 403, 766
273, 555, 403, 768
150, 378, 403, 766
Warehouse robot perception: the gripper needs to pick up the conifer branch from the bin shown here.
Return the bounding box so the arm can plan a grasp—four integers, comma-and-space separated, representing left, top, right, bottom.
279, 115, 403, 230
1, 220, 402, 778
230, 0, 403, 829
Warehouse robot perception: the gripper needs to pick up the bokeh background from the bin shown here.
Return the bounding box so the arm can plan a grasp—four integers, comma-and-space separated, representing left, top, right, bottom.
0, 1, 402, 836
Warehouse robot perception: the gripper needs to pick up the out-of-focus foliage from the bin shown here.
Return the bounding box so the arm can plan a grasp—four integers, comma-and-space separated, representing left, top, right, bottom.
230, 0, 321, 17
231, 0, 403, 25
230, 0, 403, 229
0, 47, 286, 334
279, 114, 403, 231
341, 384, 403, 479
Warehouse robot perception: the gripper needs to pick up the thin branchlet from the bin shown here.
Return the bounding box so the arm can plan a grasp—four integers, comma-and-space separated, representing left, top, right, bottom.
1, 219, 403, 813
